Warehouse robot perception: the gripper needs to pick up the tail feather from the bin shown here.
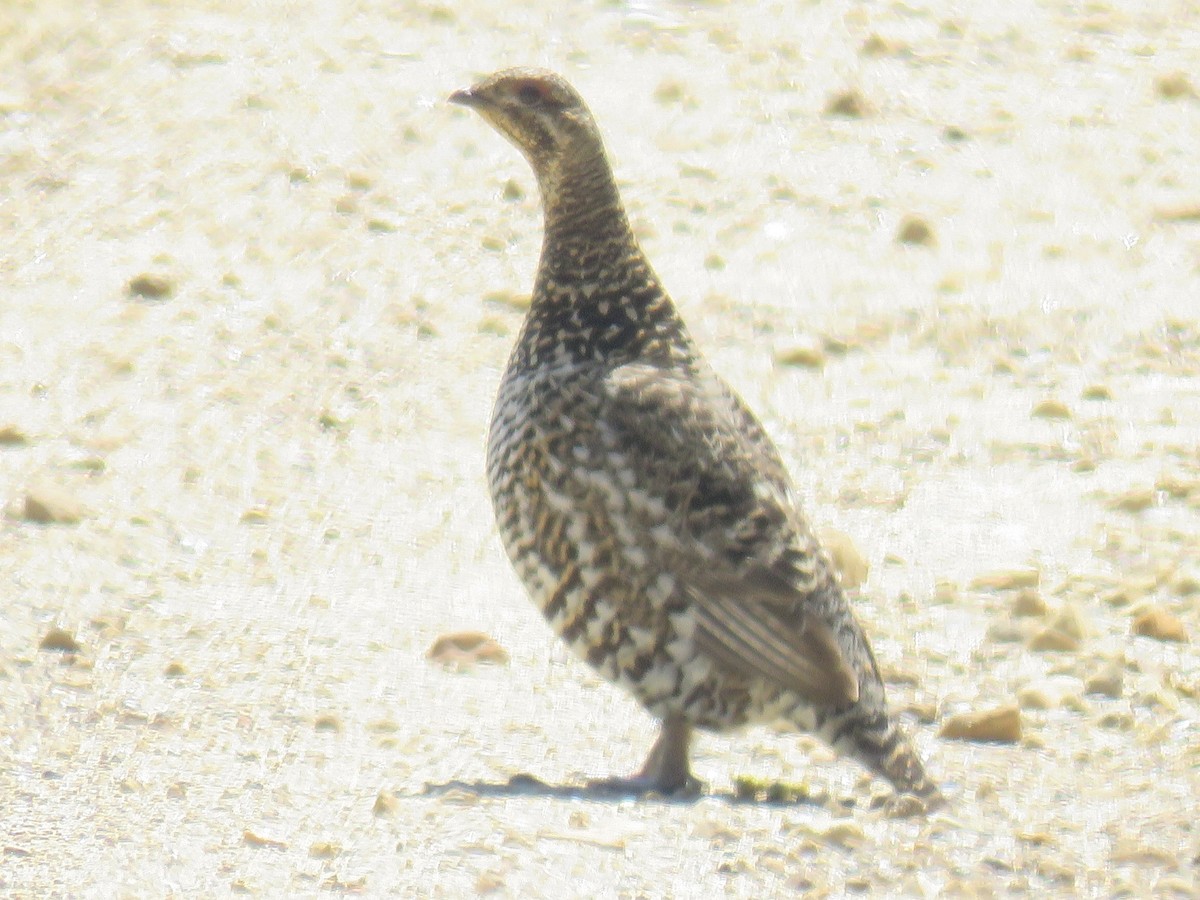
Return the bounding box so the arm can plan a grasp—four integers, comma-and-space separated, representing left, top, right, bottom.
872, 727, 944, 808
826, 712, 945, 809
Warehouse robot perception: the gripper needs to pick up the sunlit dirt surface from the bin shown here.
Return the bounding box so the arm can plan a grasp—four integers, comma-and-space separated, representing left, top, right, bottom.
2, 1, 1198, 895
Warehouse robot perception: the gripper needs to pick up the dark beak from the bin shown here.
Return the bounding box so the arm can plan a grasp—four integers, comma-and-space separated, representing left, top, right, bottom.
449, 87, 482, 108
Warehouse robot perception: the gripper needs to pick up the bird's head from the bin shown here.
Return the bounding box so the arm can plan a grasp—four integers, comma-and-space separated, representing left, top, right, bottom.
450, 68, 604, 185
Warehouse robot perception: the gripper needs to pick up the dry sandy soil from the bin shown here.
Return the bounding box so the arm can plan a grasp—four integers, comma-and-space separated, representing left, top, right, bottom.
2, 0, 1199, 896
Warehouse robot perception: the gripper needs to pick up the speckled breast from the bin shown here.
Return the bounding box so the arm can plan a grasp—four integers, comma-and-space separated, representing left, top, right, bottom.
485, 364, 785, 731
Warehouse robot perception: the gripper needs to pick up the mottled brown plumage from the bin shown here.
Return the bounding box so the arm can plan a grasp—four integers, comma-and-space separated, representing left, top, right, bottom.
452, 68, 943, 808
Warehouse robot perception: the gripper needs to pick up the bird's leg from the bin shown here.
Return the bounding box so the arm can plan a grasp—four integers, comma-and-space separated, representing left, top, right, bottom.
589, 714, 702, 796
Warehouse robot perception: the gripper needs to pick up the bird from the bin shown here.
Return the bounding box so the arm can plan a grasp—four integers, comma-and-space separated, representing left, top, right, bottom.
451, 67, 944, 810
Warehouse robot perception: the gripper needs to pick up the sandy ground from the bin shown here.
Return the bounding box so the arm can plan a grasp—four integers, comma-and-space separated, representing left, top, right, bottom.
2, 0, 1199, 896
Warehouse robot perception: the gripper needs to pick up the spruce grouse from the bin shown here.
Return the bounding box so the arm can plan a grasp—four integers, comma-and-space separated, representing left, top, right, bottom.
451, 68, 943, 808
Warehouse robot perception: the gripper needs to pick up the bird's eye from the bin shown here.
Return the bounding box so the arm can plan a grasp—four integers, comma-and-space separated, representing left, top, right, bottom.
517, 83, 544, 106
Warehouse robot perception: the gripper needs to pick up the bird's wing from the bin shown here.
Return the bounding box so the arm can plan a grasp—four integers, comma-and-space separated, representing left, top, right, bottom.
597, 361, 860, 708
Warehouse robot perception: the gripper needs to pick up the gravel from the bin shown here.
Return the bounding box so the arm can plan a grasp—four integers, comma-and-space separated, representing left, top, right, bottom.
2, 0, 1197, 896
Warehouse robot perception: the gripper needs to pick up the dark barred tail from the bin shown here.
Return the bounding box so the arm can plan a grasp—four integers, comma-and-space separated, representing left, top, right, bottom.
827, 712, 945, 810
873, 727, 945, 809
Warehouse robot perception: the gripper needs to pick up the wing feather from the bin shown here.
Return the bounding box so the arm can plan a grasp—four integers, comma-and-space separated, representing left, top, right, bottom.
598, 361, 860, 708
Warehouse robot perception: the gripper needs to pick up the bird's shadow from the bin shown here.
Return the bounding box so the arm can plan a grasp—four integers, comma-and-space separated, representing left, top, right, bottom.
418, 773, 843, 808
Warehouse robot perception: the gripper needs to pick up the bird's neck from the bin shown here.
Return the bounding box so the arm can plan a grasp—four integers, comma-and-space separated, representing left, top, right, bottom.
515, 151, 696, 372
538, 148, 639, 270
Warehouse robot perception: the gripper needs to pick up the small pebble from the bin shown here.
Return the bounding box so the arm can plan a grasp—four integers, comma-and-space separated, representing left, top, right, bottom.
1060, 693, 1089, 714
1108, 489, 1155, 513
939, 705, 1021, 743
127, 273, 174, 301
1017, 830, 1054, 846
974, 780, 998, 801
69, 456, 106, 474
1170, 570, 1200, 596
1080, 384, 1112, 401
820, 528, 869, 589
992, 355, 1019, 375
904, 701, 938, 724
1084, 661, 1124, 699
426, 631, 510, 668
860, 34, 908, 57
881, 664, 920, 686
733, 776, 824, 805
1031, 399, 1071, 420
820, 822, 865, 849
825, 89, 870, 118
477, 316, 510, 336
240, 507, 270, 525
1156, 72, 1196, 100
884, 794, 930, 819
476, 871, 506, 894
1034, 856, 1076, 886
1154, 204, 1200, 223
1100, 576, 1158, 607
0, 424, 28, 446
373, 790, 398, 817
484, 290, 531, 311
1154, 877, 1198, 895
1155, 474, 1198, 499
1017, 687, 1053, 710
317, 410, 349, 431
1132, 607, 1188, 643
39, 628, 82, 653
1048, 605, 1087, 641
22, 483, 84, 524
309, 841, 341, 859
988, 621, 1030, 643
1028, 627, 1080, 652
1140, 690, 1180, 715
1012, 589, 1049, 618
1096, 708, 1135, 730
1022, 733, 1047, 750
932, 580, 959, 604
653, 79, 688, 105
1109, 839, 1175, 866
896, 216, 936, 247
775, 339, 826, 370
970, 568, 1040, 592
242, 830, 287, 851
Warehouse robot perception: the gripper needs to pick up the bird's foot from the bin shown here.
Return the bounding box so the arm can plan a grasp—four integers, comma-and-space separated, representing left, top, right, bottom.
586, 773, 705, 799
588, 713, 701, 797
